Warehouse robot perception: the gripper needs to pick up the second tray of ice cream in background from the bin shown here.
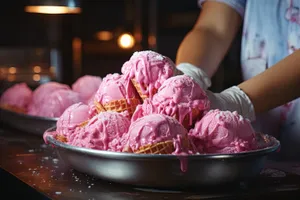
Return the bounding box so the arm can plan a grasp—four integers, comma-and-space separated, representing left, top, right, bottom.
0, 75, 102, 135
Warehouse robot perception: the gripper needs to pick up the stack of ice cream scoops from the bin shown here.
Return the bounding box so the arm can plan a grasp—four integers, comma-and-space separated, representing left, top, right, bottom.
39, 50, 269, 155
0, 75, 102, 118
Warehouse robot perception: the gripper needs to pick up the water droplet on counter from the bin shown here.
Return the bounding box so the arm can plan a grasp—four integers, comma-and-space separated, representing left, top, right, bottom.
55, 191, 62, 195
28, 149, 34, 153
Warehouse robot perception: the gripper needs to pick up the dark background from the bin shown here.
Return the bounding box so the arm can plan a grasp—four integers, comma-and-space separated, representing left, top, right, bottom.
0, 0, 243, 92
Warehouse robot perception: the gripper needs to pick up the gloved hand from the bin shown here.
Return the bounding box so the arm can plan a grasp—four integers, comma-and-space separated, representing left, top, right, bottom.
205, 86, 256, 121
176, 63, 212, 90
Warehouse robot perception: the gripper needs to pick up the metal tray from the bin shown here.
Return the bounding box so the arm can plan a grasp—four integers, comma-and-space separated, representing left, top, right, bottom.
45, 126, 280, 189
0, 108, 57, 135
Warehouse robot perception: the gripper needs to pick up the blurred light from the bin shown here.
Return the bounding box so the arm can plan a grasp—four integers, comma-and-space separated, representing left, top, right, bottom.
33, 66, 42, 73
7, 74, 16, 82
50, 66, 56, 74
148, 35, 157, 47
95, 31, 113, 41
33, 74, 41, 81
118, 33, 135, 49
8, 67, 17, 74
25, 6, 81, 14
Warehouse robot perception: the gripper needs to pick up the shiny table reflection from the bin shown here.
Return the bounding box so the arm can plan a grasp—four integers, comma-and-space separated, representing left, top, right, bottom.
0, 123, 299, 200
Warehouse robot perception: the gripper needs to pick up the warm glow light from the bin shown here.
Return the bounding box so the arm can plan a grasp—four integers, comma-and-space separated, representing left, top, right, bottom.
50, 66, 56, 74
25, 6, 81, 14
33, 74, 41, 81
8, 67, 17, 74
118, 33, 135, 49
148, 35, 157, 47
7, 75, 16, 82
33, 66, 41, 73
96, 31, 113, 41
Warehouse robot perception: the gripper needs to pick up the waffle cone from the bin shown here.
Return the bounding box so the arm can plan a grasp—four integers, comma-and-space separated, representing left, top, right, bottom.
94, 100, 106, 113
0, 104, 26, 114
135, 140, 174, 154
79, 120, 88, 127
131, 78, 157, 101
103, 98, 140, 116
55, 134, 68, 143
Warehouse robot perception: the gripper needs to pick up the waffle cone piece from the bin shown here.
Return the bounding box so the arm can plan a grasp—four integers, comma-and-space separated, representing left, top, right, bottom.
135, 140, 174, 154
124, 136, 192, 154
94, 100, 106, 113
102, 97, 140, 116
131, 78, 157, 101
55, 134, 68, 143
0, 104, 26, 114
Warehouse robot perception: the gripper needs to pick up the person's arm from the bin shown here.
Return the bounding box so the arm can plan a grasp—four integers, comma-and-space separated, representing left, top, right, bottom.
176, 1, 243, 78
239, 50, 300, 114
207, 50, 300, 121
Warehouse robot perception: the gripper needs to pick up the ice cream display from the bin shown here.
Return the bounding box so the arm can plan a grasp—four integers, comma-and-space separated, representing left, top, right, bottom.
93, 73, 141, 116
72, 75, 102, 104
132, 75, 210, 129
188, 109, 257, 154
68, 111, 131, 152
123, 114, 191, 154
28, 89, 81, 118
0, 82, 33, 113
121, 50, 176, 100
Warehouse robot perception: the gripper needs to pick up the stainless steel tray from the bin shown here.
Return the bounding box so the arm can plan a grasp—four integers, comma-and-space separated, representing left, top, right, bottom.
0, 108, 57, 135
45, 126, 280, 189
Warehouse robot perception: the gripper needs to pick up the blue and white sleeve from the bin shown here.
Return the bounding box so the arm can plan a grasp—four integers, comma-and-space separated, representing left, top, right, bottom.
198, 0, 247, 18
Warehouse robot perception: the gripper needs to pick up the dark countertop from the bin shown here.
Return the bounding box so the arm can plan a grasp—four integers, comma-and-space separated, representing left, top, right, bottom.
0, 124, 300, 200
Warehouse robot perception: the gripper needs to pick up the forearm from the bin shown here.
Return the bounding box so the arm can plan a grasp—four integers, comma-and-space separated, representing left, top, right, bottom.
239, 50, 300, 114
176, 28, 230, 78
176, 2, 242, 78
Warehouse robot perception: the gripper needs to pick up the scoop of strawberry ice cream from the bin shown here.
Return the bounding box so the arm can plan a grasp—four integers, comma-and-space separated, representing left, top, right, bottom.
56, 102, 90, 136
28, 89, 81, 118
69, 111, 130, 152
188, 109, 257, 154
94, 73, 140, 105
0, 82, 32, 111
121, 50, 176, 98
132, 75, 210, 127
28, 82, 70, 115
124, 114, 190, 154
72, 75, 102, 104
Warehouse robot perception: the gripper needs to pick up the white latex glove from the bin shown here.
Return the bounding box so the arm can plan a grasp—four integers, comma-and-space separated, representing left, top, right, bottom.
206, 86, 256, 121
176, 63, 212, 90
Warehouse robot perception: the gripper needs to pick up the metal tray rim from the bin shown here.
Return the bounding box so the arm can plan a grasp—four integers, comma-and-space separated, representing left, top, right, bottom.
0, 107, 58, 121
45, 126, 280, 160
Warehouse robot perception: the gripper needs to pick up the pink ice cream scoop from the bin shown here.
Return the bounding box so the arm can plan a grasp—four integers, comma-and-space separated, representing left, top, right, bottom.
69, 111, 130, 152
132, 75, 210, 129
28, 89, 81, 118
188, 109, 257, 154
28, 82, 70, 115
0, 82, 32, 112
94, 73, 140, 105
72, 75, 102, 104
121, 50, 176, 99
56, 102, 90, 137
124, 114, 190, 154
